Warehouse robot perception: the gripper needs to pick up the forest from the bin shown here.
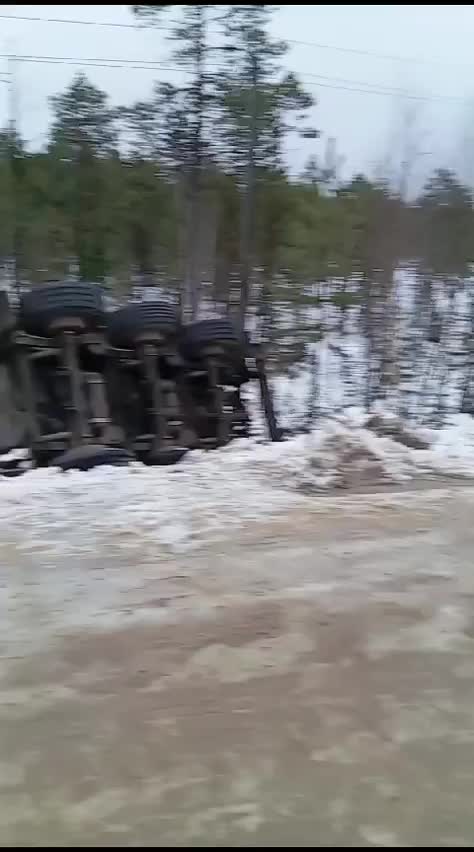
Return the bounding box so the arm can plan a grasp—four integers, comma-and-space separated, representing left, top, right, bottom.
1, 5, 473, 422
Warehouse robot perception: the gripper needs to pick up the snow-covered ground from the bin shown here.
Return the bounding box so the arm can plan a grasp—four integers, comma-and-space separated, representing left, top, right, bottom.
2, 263, 474, 564
2, 407, 474, 561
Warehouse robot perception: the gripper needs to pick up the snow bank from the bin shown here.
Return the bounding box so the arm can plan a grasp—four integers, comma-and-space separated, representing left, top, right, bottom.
0, 441, 304, 560
421, 414, 474, 477
1, 410, 473, 565
1, 410, 474, 648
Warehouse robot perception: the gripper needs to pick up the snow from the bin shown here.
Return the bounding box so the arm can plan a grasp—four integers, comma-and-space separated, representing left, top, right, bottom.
266, 334, 368, 429
2, 407, 474, 651
0, 443, 302, 559
422, 414, 474, 477
0, 409, 473, 563
0, 448, 29, 463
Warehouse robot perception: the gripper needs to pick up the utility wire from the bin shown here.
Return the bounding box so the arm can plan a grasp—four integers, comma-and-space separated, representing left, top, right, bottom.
302, 71, 467, 104
0, 52, 467, 104
1, 54, 187, 73
0, 12, 167, 31
281, 35, 458, 70
1, 53, 173, 66
0, 11, 468, 73
304, 80, 453, 103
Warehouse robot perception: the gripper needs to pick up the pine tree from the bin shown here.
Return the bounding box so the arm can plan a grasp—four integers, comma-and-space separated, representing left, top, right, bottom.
49, 74, 118, 282
219, 4, 316, 326
132, 5, 221, 317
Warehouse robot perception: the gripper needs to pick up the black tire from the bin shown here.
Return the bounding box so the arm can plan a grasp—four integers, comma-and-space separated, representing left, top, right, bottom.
108, 301, 179, 348
181, 320, 250, 389
20, 282, 105, 337
139, 446, 188, 466
0, 466, 27, 478
53, 444, 133, 472
183, 317, 247, 351
181, 319, 248, 358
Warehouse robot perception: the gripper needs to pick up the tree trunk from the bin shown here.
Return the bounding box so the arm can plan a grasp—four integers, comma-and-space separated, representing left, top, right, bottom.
183, 5, 205, 321
238, 49, 258, 330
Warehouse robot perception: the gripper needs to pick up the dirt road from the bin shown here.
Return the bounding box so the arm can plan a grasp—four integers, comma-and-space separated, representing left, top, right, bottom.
3, 485, 474, 846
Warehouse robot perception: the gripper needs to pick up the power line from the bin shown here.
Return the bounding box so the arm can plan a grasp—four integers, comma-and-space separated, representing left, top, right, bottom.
303, 80, 452, 104
4, 53, 168, 66
302, 72, 467, 104
0, 52, 467, 105
0, 12, 159, 30
1, 54, 186, 73
0, 53, 453, 95
283, 36, 457, 71
0, 11, 469, 74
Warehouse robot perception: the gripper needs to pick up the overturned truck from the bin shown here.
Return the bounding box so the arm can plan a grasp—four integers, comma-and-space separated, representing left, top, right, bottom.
0, 283, 280, 475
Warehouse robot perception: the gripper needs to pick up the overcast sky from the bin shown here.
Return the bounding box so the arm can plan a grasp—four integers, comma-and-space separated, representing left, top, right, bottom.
1, 4, 474, 186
